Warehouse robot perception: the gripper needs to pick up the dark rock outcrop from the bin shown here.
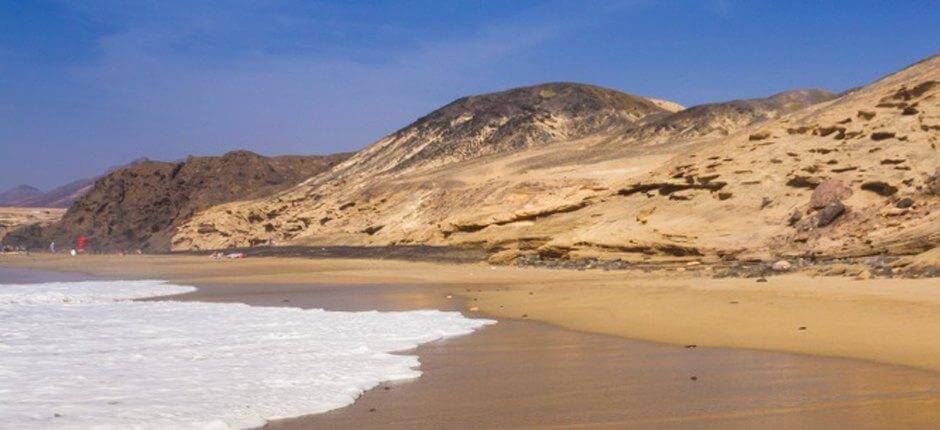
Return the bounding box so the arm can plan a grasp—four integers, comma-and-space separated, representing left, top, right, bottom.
7, 151, 350, 251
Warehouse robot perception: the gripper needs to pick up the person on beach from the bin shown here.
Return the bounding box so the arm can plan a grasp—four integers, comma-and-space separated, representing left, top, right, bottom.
49, 241, 55, 253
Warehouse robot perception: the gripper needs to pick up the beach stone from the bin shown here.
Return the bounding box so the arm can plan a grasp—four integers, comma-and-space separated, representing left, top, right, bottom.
815, 200, 845, 227
787, 210, 802, 226
772, 260, 792, 272
809, 180, 852, 210
895, 197, 914, 208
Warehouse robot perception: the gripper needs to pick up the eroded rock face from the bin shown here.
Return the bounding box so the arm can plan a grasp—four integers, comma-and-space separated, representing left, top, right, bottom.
810, 180, 852, 209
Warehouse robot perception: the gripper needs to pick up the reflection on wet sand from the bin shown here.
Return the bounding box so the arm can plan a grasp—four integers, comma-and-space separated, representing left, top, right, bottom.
177, 282, 940, 430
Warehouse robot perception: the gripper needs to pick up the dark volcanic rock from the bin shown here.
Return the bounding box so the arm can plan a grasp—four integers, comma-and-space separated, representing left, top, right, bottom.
13, 151, 350, 251
861, 181, 899, 196
815, 200, 846, 227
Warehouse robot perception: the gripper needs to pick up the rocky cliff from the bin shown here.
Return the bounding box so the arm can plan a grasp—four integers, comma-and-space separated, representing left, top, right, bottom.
11, 151, 350, 251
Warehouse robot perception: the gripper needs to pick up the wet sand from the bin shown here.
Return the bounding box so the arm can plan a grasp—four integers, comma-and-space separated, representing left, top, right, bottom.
174, 282, 940, 430
3, 256, 940, 428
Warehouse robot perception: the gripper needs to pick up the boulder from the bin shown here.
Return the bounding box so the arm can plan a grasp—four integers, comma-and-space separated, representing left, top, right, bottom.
815, 200, 845, 227
809, 180, 852, 210
772, 260, 792, 271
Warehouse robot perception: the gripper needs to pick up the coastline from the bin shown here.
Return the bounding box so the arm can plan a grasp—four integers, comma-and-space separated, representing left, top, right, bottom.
4, 258, 940, 428
2, 253, 938, 373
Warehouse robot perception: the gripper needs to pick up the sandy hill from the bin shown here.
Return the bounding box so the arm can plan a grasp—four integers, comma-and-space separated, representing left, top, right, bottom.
7, 151, 351, 251
172, 79, 844, 256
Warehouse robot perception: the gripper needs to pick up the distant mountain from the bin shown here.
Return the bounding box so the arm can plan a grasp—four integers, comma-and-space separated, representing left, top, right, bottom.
0, 185, 44, 206
0, 158, 153, 208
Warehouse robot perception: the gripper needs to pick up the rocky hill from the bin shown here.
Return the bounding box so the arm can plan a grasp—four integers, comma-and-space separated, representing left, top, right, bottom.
172, 80, 839, 254
10, 151, 350, 251
318, 83, 673, 182
629, 89, 835, 144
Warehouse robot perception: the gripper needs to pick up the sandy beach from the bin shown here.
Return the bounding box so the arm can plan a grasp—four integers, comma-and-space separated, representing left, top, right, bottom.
2, 254, 940, 428
3, 254, 939, 372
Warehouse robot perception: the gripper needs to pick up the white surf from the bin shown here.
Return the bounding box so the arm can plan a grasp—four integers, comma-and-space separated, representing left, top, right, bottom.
0, 280, 493, 429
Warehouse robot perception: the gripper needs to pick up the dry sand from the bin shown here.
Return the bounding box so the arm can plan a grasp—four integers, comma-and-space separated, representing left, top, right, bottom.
3, 254, 940, 428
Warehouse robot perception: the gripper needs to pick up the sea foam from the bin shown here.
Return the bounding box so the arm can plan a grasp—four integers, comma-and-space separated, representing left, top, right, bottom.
0, 280, 493, 429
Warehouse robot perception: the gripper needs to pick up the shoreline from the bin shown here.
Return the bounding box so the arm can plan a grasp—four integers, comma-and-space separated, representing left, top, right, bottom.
2, 253, 940, 374
4, 261, 940, 428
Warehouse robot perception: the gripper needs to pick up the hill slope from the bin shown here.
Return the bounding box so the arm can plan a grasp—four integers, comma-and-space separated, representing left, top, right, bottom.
173, 81, 837, 254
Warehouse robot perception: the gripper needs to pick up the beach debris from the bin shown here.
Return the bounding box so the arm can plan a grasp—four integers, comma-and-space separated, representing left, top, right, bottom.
756, 277, 768, 282
690, 376, 698, 381
684, 344, 698, 349
521, 314, 528, 318
772, 260, 792, 272
798, 326, 807, 331
369, 408, 376, 413
729, 300, 739, 304
895, 197, 914, 208
469, 306, 479, 311
446, 295, 453, 299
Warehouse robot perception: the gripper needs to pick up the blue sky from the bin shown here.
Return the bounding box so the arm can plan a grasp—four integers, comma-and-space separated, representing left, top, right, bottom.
1, 1, 938, 190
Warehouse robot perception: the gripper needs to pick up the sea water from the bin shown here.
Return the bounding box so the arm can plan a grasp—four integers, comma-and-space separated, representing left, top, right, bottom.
0, 280, 494, 429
